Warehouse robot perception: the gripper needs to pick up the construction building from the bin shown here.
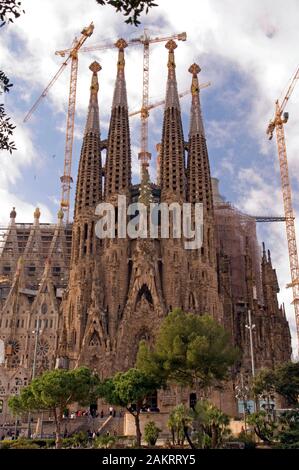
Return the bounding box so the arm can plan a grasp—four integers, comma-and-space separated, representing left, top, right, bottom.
0, 38, 292, 424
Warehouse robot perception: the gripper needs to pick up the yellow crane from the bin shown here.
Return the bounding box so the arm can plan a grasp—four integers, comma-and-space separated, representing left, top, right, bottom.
24, 22, 95, 224
135, 31, 186, 170
25, 28, 186, 223
129, 82, 211, 118
57, 30, 187, 174
267, 65, 299, 349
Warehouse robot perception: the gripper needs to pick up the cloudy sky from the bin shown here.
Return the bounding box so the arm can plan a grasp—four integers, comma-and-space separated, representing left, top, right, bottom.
1, 0, 299, 353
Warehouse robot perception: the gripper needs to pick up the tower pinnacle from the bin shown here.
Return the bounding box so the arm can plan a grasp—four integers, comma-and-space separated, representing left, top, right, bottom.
84, 61, 101, 136
105, 39, 131, 199
160, 40, 185, 201
187, 63, 212, 210
74, 62, 102, 218
188, 63, 205, 137
111, 38, 128, 109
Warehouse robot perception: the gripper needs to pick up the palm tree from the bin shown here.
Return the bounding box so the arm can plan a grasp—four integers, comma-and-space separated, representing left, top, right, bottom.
167, 404, 193, 446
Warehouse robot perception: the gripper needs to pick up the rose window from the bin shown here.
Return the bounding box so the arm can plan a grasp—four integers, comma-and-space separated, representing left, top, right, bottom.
37, 339, 49, 357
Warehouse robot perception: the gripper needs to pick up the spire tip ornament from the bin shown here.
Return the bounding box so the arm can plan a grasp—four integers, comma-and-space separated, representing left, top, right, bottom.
165, 39, 177, 52
189, 63, 201, 76
89, 61, 101, 74
34, 207, 41, 220
115, 38, 128, 50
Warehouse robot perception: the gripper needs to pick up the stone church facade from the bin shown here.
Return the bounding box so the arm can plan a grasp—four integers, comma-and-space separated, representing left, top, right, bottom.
0, 39, 291, 420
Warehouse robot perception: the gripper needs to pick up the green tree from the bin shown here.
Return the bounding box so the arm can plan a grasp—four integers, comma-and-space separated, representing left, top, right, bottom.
95, 0, 158, 26
8, 367, 100, 448
167, 404, 192, 447
278, 410, 299, 448
144, 421, 161, 446
247, 411, 277, 444
0, 0, 24, 26
98, 368, 161, 447
190, 400, 230, 449
137, 309, 239, 390
0, 1, 24, 153
253, 361, 299, 407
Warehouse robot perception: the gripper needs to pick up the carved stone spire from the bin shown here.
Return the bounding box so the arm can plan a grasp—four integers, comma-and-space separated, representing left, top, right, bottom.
160, 40, 185, 202
188, 63, 205, 137
187, 63, 213, 212
104, 39, 131, 200
112, 38, 128, 109
164, 39, 180, 110
84, 61, 101, 135
74, 62, 102, 219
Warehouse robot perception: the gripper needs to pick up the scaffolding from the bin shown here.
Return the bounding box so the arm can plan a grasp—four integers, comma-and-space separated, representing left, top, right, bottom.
214, 201, 263, 304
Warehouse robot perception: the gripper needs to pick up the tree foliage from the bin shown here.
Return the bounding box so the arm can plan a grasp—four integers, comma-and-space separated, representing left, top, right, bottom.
8, 367, 100, 448
0, 0, 24, 27
0, 1, 24, 153
247, 410, 277, 444
167, 404, 192, 446
98, 368, 161, 447
191, 400, 230, 449
0, 68, 16, 155
96, 0, 158, 26
137, 309, 239, 389
253, 361, 299, 407
144, 421, 161, 446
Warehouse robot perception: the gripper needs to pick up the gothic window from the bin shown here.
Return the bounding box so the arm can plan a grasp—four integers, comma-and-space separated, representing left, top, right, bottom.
0, 386, 5, 395
6, 339, 20, 355
37, 339, 50, 357
189, 393, 197, 409
72, 330, 76, 346
27, 266, 36, 276
41, 303, 48, 315
11, 356, 20, 368
52, 266, 61, 276
89, 331, 100, 347
189, 292, 196, 310
136, 284, 153, 305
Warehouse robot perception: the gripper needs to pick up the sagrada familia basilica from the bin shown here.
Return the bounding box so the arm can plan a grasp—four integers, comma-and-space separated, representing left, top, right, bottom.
0, 38, 292, 420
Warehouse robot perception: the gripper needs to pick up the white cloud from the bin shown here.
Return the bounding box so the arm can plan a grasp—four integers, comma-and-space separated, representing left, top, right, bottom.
2, 0, 299, 352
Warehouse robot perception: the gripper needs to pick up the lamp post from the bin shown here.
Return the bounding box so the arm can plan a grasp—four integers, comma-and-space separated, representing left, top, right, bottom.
235, 372, 250, 432
260, 392, 276, 422
27, 315, 42, 438
245, 309, 256, 379
246, 286, 257, 412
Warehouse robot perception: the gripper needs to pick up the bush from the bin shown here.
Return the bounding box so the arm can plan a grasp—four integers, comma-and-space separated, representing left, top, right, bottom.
94, 435, 117, 448
0, 440, 13, 449
0, 437, 56, 449
236, 431, 256, 449
31, 438, 55, 448
144, 421, 161, 446
9, 438, 40, 449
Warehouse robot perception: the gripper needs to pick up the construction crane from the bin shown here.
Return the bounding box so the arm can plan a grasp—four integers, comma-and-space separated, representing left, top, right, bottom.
255, 216, 288, 223
26, 30, 186, 223
136, 31, 186, 170
129, 82, 211, 118
57, 30, 187, 172
267, 64, 299, 348
24, 22, 95, 223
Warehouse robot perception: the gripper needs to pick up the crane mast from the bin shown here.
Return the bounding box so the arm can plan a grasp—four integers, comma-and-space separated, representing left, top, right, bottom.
139, 31, 150, 168
24, 22, 94, 224
267, 65, 299, 350
137, 31, 186, 171
60, 51, 78, 222
25, 28, 186, 222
